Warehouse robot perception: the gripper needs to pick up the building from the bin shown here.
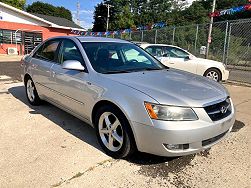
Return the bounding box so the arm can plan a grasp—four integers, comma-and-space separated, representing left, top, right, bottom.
0, 2, 85, 55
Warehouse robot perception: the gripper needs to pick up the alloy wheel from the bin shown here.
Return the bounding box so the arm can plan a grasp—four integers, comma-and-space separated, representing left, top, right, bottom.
206, 71, 219, 81
26, 79, 35, 102
98, 112, 123, 152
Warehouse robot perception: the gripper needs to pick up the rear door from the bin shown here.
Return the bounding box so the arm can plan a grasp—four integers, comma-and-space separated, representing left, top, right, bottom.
30, 39, 61, 98
144, 46, 169, 65
50, 39, 90, 120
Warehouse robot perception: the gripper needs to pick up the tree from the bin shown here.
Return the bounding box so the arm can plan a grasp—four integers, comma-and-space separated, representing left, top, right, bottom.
92, 3, 108, 32
26, 1, 72, 21
0, 0, 26, 10
170, 0, 188, 11
92, 0, 251, 31
93, 0, 135, 31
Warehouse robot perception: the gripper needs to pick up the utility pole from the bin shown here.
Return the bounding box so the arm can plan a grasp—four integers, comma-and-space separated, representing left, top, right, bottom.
104, 3, 114, 32
206, 0, 216, 59
77, 1, 80, 26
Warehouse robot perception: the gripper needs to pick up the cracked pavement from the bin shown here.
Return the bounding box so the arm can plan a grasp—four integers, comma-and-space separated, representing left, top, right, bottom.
0, 66, 250, 187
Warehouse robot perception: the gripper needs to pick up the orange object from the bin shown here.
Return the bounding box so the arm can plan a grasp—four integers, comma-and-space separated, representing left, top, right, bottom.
145, 103, 158, 119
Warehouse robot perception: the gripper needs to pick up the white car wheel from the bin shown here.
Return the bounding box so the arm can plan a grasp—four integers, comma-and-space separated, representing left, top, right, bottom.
204, 69, 221, 82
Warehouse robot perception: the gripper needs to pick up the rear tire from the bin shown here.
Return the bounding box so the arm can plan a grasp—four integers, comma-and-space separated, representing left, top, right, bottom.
25, 77, 41, 106
94, 105, 136, 158
204, 68, 222, 82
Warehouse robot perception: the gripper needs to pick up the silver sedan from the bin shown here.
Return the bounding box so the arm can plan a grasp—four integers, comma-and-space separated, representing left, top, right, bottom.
21, 36, 235, 158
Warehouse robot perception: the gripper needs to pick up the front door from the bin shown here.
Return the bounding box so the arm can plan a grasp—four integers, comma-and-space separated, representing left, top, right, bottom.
50, 39, 90, 120
162, 46, 197, 74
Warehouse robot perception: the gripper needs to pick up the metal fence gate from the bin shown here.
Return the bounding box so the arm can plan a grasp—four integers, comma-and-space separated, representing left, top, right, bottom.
24, 32, 42, 55
128, 19, 251, 84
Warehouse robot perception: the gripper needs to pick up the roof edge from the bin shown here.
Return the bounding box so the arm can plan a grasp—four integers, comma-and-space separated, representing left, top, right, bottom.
0, 2, 86, 31
0, 2, 55, 26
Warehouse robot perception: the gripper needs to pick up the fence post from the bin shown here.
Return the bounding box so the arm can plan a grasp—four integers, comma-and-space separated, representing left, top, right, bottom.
222, 21, 229, 64
172, 27, 176, 45
194, 24, 199, 54
225, 24, 232, 66
141, 30, 144, 42
154, 29, 158, 44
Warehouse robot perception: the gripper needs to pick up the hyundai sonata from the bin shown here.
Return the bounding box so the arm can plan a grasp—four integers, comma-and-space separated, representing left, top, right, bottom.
21, 36, 235, 158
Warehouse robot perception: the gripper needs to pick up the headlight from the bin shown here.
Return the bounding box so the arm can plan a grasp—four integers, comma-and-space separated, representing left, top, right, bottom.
144, 102, 198, 121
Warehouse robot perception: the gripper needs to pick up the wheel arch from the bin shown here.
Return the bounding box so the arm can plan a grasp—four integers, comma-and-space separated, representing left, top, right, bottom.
24, 73, 32, 84
203, 67, 222, 81
91, 99, 138, 150
92, 100, 129, 126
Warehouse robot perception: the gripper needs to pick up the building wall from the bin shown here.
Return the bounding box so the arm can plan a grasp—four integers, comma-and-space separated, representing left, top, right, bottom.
0, 6, 48, 26
0, 20, 76, 55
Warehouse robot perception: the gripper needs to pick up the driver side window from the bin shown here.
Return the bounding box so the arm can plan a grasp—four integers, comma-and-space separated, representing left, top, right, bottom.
59, 40, 85, 65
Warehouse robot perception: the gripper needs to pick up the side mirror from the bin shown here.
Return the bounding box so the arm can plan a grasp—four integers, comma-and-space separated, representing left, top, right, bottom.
185, 55, 193, 60
62, 60, 85, 71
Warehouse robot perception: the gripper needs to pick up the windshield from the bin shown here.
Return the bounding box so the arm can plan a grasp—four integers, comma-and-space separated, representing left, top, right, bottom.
81, 42, 166, 74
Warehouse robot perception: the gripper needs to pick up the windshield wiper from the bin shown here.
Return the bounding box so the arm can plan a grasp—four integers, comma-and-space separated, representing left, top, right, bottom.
139, 67, 168, 71
103, 70, 133, 74
103, 67, 168, 74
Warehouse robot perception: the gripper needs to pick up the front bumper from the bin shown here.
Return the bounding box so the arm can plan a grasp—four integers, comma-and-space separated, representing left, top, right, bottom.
131, 107, 235, 157
222, 69, 229, 81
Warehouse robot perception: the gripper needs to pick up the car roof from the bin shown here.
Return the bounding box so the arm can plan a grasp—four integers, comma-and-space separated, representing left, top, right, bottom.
43, 36, 132, 44
76, 36, 130, 43
140, 43, 192, 55
140, 43, 179, 48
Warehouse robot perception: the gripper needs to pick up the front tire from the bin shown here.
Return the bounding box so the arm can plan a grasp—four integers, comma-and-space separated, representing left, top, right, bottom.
25, 77, 41, 106
94, 105, 136, 158
204, 68, 222, 82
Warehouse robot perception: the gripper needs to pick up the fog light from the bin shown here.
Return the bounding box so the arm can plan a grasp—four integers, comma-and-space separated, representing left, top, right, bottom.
164, 143, 189, 150
164, 144, 182, 150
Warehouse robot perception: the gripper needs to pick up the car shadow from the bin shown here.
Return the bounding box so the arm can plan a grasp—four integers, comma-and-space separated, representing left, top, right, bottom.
8, 85, 101, 151
8, 85, 193, 166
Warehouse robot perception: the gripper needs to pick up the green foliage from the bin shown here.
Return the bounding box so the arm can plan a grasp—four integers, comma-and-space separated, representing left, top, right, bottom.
0, 0, 26, 10
92, 3, 108, 32
26, 1, 72, 21
92, 0, 251, 31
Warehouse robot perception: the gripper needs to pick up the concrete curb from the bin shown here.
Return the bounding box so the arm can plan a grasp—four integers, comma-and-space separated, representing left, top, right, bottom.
0, 55, 23, 62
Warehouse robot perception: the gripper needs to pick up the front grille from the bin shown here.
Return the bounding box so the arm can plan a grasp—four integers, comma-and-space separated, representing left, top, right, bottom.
204, 98, 232, 121
202, 131, 227, 146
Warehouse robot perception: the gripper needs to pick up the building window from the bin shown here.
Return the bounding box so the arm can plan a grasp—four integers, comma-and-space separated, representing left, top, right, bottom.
0, 30, 22, 44
0, 30, 3, 43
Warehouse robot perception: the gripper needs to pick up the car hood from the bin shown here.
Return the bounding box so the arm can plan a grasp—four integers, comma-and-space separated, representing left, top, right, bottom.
104, 69, 229, 107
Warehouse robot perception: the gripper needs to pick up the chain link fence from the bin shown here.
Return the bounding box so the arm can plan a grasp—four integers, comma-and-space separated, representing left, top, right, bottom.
123, 19, 251, 84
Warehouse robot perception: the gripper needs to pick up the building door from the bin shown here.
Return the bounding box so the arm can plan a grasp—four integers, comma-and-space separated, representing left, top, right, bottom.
24, 32, 42, 54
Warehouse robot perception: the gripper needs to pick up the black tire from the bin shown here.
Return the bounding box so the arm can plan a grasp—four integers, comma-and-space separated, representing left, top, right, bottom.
204, 68, 222, 82
25, 77, 41, 106
94, 105, 136, 159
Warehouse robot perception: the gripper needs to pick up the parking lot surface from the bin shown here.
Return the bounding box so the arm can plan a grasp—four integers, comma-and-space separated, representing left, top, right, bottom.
0, 62, 250, 188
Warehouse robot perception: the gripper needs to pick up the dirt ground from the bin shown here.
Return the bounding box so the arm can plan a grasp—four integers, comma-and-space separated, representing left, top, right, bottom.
0, 62, 250, 188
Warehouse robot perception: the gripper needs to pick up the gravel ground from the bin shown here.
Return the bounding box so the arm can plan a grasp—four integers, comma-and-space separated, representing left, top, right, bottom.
0, 61, 250, 188
0, 61, 22, 81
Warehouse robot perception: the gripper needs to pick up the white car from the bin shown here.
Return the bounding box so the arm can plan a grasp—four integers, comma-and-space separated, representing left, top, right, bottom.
140, 44, 229, 82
